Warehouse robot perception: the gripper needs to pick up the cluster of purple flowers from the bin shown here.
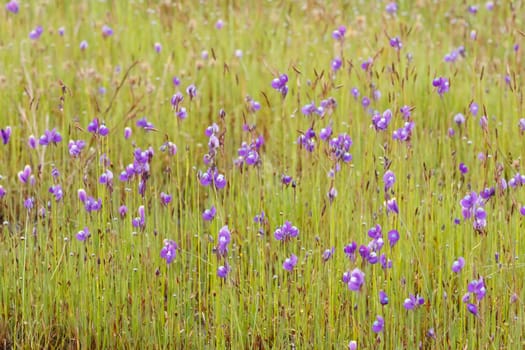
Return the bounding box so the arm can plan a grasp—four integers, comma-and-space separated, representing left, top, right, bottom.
371, 109, 393, 131
271, 74, 288, 97
160, 239, 178, 264
87, 118, 109, 136
460, 188, 495, 232
392, 121, 415, 142
198, 167, 226, 189
214, 225, 232, 278
68, 140, 86, 157
332, 26, 346, 41
301, 97, 337, 117
328, 133, 353, 165
119, 146, 154, 196
39, 128, 62, 146
444, 46, 466, 63
170, 90, 188, 119
297, 127, 316, 152
136, 117, 155, 131
462, 277, 487, 316
78, 189, 102, 213
274, 221, 299, 241
432, 77, 450, 96
343, 268, 365, 291
235, 134, 264, 168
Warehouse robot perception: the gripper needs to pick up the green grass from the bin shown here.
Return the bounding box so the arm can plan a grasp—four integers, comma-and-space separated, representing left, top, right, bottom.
0, 0, 524, 348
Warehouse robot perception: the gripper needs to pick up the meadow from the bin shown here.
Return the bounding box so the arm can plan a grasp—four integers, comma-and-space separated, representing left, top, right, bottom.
0, 0, 524, 348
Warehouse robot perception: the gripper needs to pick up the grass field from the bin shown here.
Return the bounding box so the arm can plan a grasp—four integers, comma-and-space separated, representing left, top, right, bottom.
0, 0, 524, 348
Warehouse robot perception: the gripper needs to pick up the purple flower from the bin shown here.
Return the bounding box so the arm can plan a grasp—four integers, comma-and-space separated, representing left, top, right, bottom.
454, 113, 465, 126
274, 221, 299, 241
124, 127, 132, 139
520, 206, 525, 216
404, 294, 425, 310
389, 36, 402, 50
350, 87, 360, 99
177, 107, 187, 120
68, 140, 86, 157
48, 185, 63, 202
119, 205, 128, 218
432, 77, 450, 96
202, 206, 216, 221
160, 192, 172, 206
452, 257, 465, 273
372, 315, 384, 333
469, 102, 479, 116
28, 135, 37, 149
331, 57, 342, 71
1, 126, 11, 144
459, 162, 468, 174
368, 224, 382, 239
102, 25, 113, 37
58, 27, 65, 36
39, 128, 62, 146
170, 92, 184, 109
0, 185, 6, 199
385, 2, 397, 14
332, 25, 346, 40
379, 290, 389, 305
154, 42, 162, 53
479, 115, 488, 131
344, 242, 357, 261
347, 268, 365, 292
348, 340, 357, 350
467, 303, 478, 316
372, 109, 393, 131
24, 197, 35, 211
18, 165, 32, 184
383, 170, 395, 192
322, 247, 335, 262
392, 121, 415, 142
217, 265, 230, 278
186, 84, 197, 99
160, 239, 178, 264
87, 118, 109, 136
400, 105, 412, 119
79, 40, 88, 51
29, 26, 43, 40
467, 277, 486, 300
387, 229, 400, 247
215, 19, 224, 29
215, 225, 231, 258
132, 205, 146, 229
76, 227, 90, 241
283, 254, 298, 271
5, 1, 19, 14
270, 74, 289, 97
361, 58, 373, 72
136, 117, 155, 131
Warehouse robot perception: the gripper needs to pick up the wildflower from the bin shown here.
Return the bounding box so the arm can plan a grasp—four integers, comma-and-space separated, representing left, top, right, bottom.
372, 109, 393, 131
361, 58, 373, 71
87, 118, 109, 136
154, 42, 162, 53
102, 25, 113, 37
186, 84, 197, 99
215, 19, 224, 29
386, 198, 399, 214
322, 247, 335, 262
58, 27, 65, 36
387, 229, 400, 247
385, 2, 397, 14
467, 303, 478, 316
1, 126, 11, 144
76, 227, 90, 241
372, 315, 384, 333
160, 239, 178, 264
119, 205, 128, 218
379, 291, 389, 305
270, 74, 288, 97
392, 121, 415, 142
202, 206, 216, 221
160, 192, 172, 206
39, 128, 62, 145
283, 254, 298, 271
432, 77, 450, 96
459, 163, 468, 174
467, 277, 486, 300
217, 265, 230, 278
347, 268, 365, 292
80, 40, 88, 50
29, 26, 43, 40
274, 221, 299, 241
24, 197, 35, 211
331, 57, 342, 71
215, 225, 231, 258
136, 117, 155, 131
5, 1, 19, 14
0, 185, 5, 199
28, 135, 37, 149
68, 140, 86, 157
332, 25, 346, 40
18, 165, 32, 184
48, 185, 63, 202
132, 205, 146, 229
344, 242, 357, 261
389, 36, 402, 50
124, 127, 132, 139
452, 257, 465, 273
348, 340, 357, 350
404, 294, 425, 310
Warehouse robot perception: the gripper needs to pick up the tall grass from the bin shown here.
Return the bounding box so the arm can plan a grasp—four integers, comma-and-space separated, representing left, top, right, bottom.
0, 0, 524, 348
